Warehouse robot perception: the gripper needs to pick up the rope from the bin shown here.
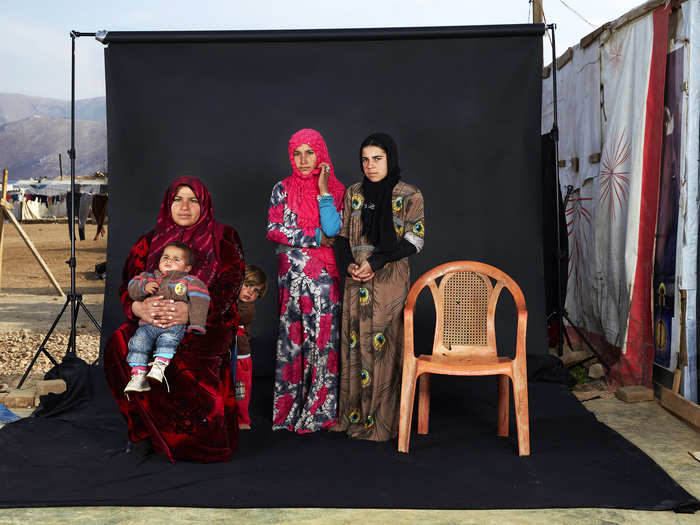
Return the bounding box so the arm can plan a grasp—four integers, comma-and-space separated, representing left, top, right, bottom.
559, 0, 598, 28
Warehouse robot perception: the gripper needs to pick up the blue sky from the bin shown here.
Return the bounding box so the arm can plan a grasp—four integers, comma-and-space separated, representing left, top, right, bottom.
2, 0, 643, 100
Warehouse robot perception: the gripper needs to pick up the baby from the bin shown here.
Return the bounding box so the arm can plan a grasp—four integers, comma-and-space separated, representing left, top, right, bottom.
124, 241, 210, 394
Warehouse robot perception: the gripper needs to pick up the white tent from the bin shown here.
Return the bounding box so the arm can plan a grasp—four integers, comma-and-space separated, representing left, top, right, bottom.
12, 177, 107, 196
542, 0, 698, 402
8, 175, 107, 220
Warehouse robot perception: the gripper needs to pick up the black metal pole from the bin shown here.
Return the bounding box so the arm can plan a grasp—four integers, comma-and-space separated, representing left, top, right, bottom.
546, 25, 607, 371
16, 31, 101, 387
68, 31, 77, 356
548, 24, 565, 357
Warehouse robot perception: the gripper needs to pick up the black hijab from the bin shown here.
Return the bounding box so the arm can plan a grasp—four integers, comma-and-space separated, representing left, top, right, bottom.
360, 132, 401, 252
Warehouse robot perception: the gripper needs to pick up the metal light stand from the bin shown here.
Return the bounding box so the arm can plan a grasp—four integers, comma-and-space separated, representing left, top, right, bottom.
546, 23, 609, 372
18, 31, 102, 388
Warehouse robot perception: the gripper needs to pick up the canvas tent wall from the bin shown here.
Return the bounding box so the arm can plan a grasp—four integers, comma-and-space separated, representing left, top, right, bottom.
9, 177, 107, 220
542, 0, 698, 402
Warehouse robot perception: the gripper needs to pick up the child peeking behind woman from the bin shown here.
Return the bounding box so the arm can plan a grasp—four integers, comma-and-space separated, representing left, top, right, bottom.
234, 264, 267, 429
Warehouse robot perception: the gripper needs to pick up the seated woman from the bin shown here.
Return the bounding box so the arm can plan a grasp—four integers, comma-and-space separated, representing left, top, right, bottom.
267, 128, 345, 433
104, 176, 245, 462
333, 132, 425, 441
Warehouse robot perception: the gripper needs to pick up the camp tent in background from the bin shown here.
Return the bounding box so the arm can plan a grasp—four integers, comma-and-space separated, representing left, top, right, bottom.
6, 173, 107, 220
542, 0, 698, 405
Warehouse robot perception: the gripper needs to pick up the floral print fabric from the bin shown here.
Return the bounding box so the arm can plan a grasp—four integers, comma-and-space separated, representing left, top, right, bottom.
267, 178, 343, 432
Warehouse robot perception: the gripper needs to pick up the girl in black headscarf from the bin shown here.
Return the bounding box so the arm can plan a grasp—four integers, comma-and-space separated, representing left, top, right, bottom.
333, 132, 425, 441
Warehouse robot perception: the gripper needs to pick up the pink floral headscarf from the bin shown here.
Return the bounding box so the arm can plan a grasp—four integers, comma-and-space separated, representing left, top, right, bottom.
286, 128, 345, 229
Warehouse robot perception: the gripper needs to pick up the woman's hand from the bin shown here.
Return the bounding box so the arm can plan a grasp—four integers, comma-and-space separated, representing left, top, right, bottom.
318, 163, 331, 194
355, 261, 375, 282
132, 296, 189, 328
347, 263, 362, 282
348, 261, 374, 282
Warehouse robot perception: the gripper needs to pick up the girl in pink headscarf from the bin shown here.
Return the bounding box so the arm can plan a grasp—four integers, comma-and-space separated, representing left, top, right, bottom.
267, 128, 345, 432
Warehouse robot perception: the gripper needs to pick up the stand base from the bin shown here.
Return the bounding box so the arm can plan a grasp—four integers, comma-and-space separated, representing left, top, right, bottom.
17, 294, 101, 389
550, 309, 610, 373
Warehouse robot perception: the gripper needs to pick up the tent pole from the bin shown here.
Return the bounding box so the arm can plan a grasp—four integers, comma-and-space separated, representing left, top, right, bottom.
534, 0, 544, 24
0, 201, 64, 297
0, 169, 7, 290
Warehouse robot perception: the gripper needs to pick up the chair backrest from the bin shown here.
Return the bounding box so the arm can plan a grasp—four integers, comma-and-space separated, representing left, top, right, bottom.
407, 261, 526, 358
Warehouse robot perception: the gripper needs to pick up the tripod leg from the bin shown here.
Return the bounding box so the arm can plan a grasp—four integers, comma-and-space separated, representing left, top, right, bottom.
17, 298, 70, 388
78, 299, 102, 332
65, 298, 81, 357
78, 299, 103, 365
562, 311, 610, 372
562, 322, 575, 351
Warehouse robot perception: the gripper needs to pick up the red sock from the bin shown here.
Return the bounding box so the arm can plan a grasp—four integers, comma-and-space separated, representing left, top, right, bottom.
154, 357, 171, 365
131, 365, 147, 375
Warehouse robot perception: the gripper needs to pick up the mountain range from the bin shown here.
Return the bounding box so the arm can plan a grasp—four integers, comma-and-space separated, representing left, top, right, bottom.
0, 93, 106, 124
0, 93, 107, 181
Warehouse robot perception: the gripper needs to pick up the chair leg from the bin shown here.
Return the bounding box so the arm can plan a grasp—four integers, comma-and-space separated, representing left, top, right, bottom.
512, 370, 530, 456
497, 374, 509, 437
417, 373, 430, 434
398, 361, 418, 453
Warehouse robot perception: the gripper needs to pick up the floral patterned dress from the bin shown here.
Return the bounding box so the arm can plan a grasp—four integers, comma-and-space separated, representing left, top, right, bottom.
336, 181, 425, 441
267, 178, 343, 433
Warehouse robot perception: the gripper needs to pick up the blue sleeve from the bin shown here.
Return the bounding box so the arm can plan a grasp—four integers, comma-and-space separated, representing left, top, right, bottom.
318, 195, 341, 237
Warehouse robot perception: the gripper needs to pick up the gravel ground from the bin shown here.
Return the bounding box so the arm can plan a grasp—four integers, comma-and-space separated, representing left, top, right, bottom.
0, 330, 100, 387
0, 222, 106, 387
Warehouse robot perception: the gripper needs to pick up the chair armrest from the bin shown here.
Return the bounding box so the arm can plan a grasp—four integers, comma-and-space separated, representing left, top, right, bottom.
403, 300, 417, 362
514, 299, 528, 362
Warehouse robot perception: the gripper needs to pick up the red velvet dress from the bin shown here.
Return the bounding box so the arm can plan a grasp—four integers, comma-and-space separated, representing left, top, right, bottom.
104, 225, 245, 462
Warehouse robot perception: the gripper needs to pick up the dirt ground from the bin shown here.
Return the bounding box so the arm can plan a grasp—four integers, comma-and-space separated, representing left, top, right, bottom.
0, 221, 107, 297
0, 221, 107, 385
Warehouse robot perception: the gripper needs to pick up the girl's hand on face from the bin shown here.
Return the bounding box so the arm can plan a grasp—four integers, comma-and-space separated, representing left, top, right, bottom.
320, 232, 335, 247
317, 163, 331, 194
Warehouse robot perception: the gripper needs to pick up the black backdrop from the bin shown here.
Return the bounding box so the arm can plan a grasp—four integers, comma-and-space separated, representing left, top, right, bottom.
101, 25, 546, 376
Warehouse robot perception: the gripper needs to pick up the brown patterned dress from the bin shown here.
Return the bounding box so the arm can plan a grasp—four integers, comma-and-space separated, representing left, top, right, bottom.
336, 180, 425, 441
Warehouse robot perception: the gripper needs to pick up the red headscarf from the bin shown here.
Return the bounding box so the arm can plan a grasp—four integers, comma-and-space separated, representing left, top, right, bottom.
285, 129, 345, 228
146, 176, 223, 286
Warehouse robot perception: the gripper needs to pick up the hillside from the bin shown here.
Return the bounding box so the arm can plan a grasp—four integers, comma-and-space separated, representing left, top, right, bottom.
0, 117, 106, 180
0, 93, 106, 124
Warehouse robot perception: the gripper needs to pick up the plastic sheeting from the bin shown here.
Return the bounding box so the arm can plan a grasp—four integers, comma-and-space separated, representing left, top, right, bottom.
20, 199, 50, 220
12, 179, 107, 197
678, 0, 699, 402
543, 6, 677, 387
541, 43, 602, 328
597, 14, 655, 350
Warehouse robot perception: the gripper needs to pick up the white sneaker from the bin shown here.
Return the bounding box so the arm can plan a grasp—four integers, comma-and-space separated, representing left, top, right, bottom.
124, 370, 150, 394
147, 359, 169, 383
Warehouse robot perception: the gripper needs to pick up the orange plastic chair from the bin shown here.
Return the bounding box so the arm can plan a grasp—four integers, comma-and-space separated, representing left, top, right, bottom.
398, 261, 530, 455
